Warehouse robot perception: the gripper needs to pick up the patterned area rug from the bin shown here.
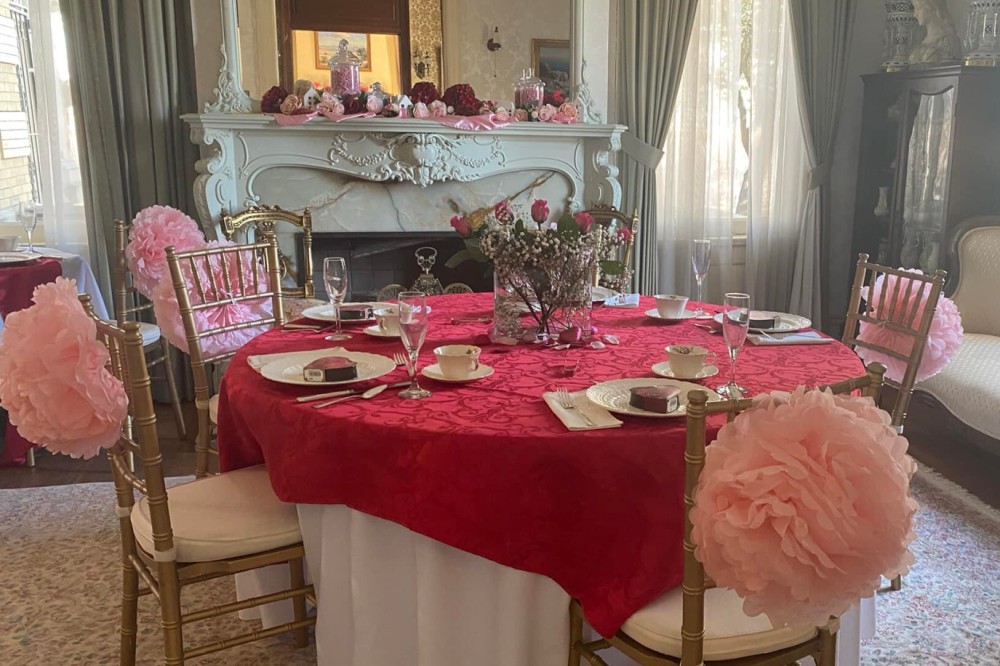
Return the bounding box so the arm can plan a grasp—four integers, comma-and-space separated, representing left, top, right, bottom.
0, 470, 997, 665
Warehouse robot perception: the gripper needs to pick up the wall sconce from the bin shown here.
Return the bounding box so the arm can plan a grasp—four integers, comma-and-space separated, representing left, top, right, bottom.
487, 26, 502, 77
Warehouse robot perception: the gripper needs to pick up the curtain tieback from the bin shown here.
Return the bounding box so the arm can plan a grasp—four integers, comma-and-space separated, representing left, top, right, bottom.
621, 131, 665, 170
808, 162, 831, 189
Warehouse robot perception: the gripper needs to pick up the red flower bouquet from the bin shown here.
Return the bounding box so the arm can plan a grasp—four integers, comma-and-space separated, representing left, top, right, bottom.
442, 83, 481, 116
409, 81, 440, 105
261, 85, 288, 113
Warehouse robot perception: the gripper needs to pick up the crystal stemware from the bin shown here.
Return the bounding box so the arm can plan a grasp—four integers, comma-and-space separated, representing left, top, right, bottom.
398, 290, 432, 400
718, 292, 750, 398
323, 256, 351, 341
19, 201, 39, 254
691, 239, 711, 315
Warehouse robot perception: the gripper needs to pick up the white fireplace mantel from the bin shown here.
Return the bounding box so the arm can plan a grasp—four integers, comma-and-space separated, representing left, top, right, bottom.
181, 113, 625, 235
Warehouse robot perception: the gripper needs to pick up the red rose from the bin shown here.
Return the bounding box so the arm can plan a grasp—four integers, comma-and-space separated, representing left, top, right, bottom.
261, 85, 288, 113
450, 215, 471, 237
342, 94, 365, 114
530, 199, 549, 224
442, 83, 481, 116
409, 81, 440, 105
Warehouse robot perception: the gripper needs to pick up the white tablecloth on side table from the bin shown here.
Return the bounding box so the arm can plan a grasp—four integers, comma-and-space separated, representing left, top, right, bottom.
239, 505, 875, 666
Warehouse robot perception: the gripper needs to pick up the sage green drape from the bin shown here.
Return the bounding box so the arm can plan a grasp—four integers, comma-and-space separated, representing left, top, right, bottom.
60, 0, 200, 300
787, 0, 857, 329
619, 0, 700, 295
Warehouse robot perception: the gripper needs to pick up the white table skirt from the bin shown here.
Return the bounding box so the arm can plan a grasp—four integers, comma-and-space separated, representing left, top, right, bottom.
239, 505, 874, 666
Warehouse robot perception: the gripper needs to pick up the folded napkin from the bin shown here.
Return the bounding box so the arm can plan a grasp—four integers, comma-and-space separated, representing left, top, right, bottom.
543, 391, 623, 431
747, 331, 834, 346
603, 293, 640, 309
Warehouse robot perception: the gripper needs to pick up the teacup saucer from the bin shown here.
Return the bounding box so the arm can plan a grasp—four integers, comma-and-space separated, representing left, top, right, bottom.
363, 325, 399, 338
651, 362, 720, 380
645, 308, 696, 323
422, 363, 495, 383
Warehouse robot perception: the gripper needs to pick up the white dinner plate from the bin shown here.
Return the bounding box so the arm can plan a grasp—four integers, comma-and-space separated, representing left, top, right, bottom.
713, 311, 811, 334
586, 378, 722, 418
0, 251, 38, 266
592, 286, 618, 303
259, 349, 396, 387
651, 362, 720, 380
301, 301, 394, 323
645, 308, 696, 323
362, 325, 400, 338
421, 363, 494, 383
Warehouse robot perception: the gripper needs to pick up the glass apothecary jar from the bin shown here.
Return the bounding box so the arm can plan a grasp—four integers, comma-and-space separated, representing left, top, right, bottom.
329, 39, 361, 95
513, 68, 544, 108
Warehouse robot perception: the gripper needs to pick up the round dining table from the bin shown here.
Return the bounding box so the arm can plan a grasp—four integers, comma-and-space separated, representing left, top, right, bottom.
217, 293, 871, 666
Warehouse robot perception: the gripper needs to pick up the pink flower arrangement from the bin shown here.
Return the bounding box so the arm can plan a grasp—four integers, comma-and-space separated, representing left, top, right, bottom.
573, 212, 595, 233
450, 215, 471, 237
279, 94, 302, 115
429, 100, 448, 117
412, 102, 431, 118
537, 103, 557, 122
530, 199, 550, 225
513, 108, 529, 122
366, 95, 384, 113
494, 201, 515, 224
125, 205, 205, 298
856, 270, 963, 383
691, 387, 917, 628
0, 278, 128, 459
558, 102, 578, 121
493, 106, 511, 122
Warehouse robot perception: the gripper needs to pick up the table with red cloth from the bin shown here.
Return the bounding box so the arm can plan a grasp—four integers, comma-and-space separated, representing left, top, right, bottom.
219, 293, 863, 644
0, 257, 62, 465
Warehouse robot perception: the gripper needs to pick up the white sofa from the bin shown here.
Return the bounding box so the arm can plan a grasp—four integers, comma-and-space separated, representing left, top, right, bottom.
916, 223, 1000, 447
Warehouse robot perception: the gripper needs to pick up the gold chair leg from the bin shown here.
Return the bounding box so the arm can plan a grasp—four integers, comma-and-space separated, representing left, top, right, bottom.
159, 564, 184, 666
26, 446, 35, 467
120, 563, 139, 666
160, 338, 187, 440
890, 574, 902, 591
194, 403, 212, 478
290, 557, 309, 648
817, 625, 837, 666
568, 600, 584, 666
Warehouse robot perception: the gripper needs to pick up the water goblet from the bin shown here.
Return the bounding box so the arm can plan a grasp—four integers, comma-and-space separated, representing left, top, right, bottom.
323, 256, 351, 341
19, 201, 40, 254
398, 290, 432, 400
691, 239, 711, 315
717, 292, 750, 399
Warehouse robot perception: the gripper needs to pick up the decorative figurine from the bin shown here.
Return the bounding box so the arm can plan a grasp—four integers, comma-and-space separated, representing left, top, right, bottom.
411, 247, 444, 295
908, 0, 963, 65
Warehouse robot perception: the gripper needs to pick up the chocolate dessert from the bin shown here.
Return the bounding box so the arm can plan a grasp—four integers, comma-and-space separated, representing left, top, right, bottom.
748, 311, 780, 329
303, 356, 359, 382
337, 304, 374, 321
629, 385, 681, 414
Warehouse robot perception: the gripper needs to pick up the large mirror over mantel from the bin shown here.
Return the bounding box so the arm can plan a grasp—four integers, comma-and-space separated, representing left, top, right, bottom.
236, 0, 574, 103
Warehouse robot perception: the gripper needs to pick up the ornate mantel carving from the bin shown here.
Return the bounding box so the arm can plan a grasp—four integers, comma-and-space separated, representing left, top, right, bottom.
181, 114, 625, 233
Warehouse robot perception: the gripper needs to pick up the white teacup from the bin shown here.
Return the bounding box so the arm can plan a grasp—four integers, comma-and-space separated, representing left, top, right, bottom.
374, 307, 399, 335
665, 344, 716, 377
655, 294, 689, 318
0, 236, 18, 252
434, 344, 481, 379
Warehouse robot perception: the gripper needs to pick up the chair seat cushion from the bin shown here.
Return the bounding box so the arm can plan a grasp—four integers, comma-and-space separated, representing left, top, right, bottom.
139, 321, 161, 347
917, 333, 1000, 441
130, 465, 301, 562
621, 586, 818, 661
209, 394, 219, 425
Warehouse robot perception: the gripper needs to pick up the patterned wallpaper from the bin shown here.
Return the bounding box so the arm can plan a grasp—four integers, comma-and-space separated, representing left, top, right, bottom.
410, 0, 444, 89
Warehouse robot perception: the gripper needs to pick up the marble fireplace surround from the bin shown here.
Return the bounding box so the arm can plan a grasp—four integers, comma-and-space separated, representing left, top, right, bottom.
180, 114, 626, 238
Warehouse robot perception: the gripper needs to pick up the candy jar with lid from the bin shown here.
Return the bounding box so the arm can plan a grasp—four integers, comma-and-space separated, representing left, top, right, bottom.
329, 39, 361, 95
513, 68, 544, 108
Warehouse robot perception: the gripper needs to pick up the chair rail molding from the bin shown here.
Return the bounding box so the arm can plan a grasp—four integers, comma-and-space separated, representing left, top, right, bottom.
182, 114, 625, 232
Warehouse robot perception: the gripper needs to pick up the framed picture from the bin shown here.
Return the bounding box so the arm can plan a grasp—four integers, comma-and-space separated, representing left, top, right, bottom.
315, 32, 372, 71
531, 39, 571, 99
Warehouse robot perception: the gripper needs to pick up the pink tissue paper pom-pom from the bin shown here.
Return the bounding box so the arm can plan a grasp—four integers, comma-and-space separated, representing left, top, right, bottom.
152, 241, 273, 358
690, 387, 917, 628
0, 277, 128, 459
856, 270, 963, 383
125, 205, 205, 298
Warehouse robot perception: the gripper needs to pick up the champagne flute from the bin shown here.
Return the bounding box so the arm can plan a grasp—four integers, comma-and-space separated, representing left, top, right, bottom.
691, 239, 711, 315
398, 291, 432, 400
19, 201, 39, 253
718, 292, 750, 399
323, 256, 351, 341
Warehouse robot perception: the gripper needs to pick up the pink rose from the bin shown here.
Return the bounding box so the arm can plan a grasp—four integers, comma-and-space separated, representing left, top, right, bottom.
513, 108, 529, 122
450, 215, 471, 237
321, 91, 338, 106
618, 226, 633, 242
412, 102, 431, 118
279, 94, 302, 115
494, 106, 510, 121
537, 103, 557, 122
558, 102, 579, 121
530, 199, 549, 225
494, 201, 514, 224
366, 95, 384, 113
574, 212, 595, 233
429, 100, 448, 117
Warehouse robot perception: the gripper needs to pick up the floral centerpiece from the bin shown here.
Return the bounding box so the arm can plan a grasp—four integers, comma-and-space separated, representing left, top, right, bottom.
449, 199, 602, 341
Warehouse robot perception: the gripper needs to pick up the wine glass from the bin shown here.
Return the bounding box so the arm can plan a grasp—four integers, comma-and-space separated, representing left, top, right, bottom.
323, 256, 351, 341
691, 239, 711, 315
19, 201, 40, 253
718, 292, 750, 399
398, 291, 432, 400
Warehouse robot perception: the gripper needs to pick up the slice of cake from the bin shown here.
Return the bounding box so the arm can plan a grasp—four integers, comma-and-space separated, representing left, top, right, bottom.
749, 311, 780, 329
629, 385, 681, 414
303, 356, 358, 382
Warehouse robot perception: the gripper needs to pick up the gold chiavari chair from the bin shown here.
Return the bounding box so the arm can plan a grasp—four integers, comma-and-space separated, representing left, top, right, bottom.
221, 205, 315, 299
841, 254, 945, 592
80, 295, 313, 666
113, 220, 187, 440
569, 363, 887, 666
166, 234, 286, 478
583, 204, 640, 288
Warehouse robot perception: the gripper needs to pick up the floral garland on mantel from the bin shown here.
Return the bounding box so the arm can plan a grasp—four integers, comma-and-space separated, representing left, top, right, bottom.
260, 81, 580, 127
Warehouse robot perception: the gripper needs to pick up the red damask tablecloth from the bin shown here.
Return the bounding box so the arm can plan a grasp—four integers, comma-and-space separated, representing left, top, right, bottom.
217, 293, 863, 637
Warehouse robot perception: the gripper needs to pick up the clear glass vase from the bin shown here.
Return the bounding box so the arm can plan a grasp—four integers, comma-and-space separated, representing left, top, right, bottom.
492, 271, 526, 341
541, 280, 593, 342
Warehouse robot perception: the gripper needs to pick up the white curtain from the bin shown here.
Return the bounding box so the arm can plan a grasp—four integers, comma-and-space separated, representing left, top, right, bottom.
655, 0, 810, 313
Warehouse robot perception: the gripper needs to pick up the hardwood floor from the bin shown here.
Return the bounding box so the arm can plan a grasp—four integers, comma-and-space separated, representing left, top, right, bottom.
0, 402, 200, 489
